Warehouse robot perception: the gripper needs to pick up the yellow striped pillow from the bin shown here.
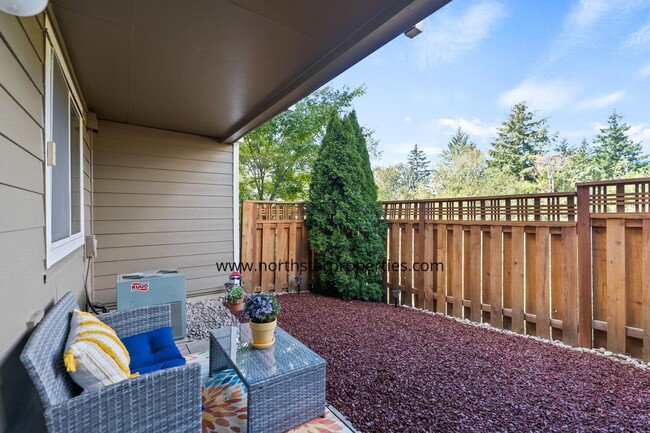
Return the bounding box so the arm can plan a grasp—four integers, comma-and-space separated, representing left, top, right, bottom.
64, 310, 138, 391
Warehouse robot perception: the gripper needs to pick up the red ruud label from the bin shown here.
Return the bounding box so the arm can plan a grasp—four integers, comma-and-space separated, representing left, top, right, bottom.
131, 282, 149, 292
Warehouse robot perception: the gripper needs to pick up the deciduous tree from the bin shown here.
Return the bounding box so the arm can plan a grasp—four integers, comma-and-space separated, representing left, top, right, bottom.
239, 86, 365, 201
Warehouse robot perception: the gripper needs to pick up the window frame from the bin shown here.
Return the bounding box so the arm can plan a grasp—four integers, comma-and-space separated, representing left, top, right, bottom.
44, 18, 85, 268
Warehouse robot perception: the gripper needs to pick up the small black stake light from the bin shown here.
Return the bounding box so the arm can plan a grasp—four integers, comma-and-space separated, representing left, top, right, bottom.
391, 289, 401, 307
295, 275, 303, 294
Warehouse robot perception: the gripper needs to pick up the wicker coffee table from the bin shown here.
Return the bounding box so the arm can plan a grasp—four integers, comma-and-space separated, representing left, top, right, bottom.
209, 324, 326, 433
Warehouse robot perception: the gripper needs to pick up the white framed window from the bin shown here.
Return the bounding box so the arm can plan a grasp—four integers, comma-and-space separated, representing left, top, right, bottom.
45, 21, 85, 268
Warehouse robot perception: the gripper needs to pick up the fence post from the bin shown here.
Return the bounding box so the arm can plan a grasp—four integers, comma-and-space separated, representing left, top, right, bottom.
417, 202, 427, 309
576, 185, 593, 348
241, 201, 255, 289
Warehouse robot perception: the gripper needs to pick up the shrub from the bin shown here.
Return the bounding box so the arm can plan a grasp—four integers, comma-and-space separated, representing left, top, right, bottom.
306, 112, 385, 301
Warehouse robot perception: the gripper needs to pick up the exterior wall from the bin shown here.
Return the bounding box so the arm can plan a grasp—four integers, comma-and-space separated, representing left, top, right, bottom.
0, 11, 91, 433
92, 121, 234, 306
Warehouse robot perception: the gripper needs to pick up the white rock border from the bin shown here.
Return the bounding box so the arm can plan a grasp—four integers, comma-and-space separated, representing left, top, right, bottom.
399, 303, 650, 370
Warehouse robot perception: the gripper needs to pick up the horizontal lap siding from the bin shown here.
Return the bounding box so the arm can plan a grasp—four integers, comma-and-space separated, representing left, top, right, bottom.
0, 13, 88, 433
92, 121, 233, 305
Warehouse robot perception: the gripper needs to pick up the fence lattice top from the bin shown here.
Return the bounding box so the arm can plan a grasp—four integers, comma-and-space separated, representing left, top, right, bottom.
580, 178, 650, 214
254, 202, 306, 221
382, 193, 576, 222
243, 178, 650, 224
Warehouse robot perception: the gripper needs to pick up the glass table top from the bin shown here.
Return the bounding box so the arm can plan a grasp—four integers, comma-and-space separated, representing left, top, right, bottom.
210, 324, 325, 385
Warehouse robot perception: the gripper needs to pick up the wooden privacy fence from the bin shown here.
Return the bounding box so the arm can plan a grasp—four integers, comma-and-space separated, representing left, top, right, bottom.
240, 177, 650, 360
240, 201, 312, 294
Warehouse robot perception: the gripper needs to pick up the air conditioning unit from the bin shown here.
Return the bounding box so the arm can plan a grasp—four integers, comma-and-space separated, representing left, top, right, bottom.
116, 269, 186, 339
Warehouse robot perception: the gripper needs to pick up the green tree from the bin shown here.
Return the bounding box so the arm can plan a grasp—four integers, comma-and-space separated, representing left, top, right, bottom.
374, 164, 409, 200
442, 127, 477, 159
345, 111, 386, 297
406, 144, 431, 191
239, 85, 364, 200
432, 137, 487, 197
307, 114, 385, 301
592, 110, 649, 179
488, 102, 554, 183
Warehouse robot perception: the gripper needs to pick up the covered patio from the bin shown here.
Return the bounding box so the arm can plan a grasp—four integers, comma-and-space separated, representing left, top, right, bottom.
0, 1, 449, 431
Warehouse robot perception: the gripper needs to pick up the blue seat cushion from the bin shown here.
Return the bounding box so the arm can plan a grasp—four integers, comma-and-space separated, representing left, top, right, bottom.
121, 327, 185, 374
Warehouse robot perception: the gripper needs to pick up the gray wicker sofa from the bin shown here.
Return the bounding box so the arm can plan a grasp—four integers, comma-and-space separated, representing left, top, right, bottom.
20, 292, 202, 433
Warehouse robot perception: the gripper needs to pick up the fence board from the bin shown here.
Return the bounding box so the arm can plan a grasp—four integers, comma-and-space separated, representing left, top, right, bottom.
526, 231, 537, 335
436, 224, 447, 314
535, 227, 550, 339
469, 226, 482, 322
562, 228, 578, 346
490, 226, 503, 328
606, 219, 626, 354
261, 224, 274, 292
482, 228, 492, 323
550, 232, 564, 341
451, 225, 463, 318
401, 223, 413, 306
414, 222, 422, 308
625, 225, 643, 357
275, 224, 288, 291
642, 219, 650, 362
511, 226, 525, 334
424, 223, 435, 311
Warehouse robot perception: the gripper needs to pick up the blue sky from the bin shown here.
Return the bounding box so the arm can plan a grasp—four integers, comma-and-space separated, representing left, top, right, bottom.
327, 0, 650, 167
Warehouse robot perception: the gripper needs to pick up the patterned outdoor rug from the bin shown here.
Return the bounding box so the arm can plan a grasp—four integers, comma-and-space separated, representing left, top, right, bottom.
185, 352, 353, 433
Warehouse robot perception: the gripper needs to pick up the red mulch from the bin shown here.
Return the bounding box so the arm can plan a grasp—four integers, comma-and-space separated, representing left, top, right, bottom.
277, 294, 650, 433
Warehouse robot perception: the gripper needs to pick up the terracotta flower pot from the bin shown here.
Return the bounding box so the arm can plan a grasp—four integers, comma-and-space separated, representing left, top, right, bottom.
226, 299, 243, 313
250, 319, 277, 349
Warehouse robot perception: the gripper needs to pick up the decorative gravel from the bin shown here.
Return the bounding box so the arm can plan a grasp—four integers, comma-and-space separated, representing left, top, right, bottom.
185, 297, 234, 341
277, 294, 650, 433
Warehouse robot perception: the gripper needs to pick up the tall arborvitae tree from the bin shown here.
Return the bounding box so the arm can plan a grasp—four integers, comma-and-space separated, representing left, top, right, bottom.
345, 111, 386, 299
307, 114, 385, 301
592, 110, 649, 179
443, 127, 477, 158
488, 102, 553, 183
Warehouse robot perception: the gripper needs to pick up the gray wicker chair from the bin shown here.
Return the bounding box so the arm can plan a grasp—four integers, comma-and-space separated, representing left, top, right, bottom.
20, 292, 202, 433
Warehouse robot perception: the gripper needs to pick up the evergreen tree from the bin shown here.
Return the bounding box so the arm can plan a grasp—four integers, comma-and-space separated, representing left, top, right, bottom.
488, 102, 554, 183
442, 127, 477, 159
345, 111, 386, 298
592, 110, 649, 179
406, 144, 430, 190
307, 114, 385, 301
347, 111, 377, 201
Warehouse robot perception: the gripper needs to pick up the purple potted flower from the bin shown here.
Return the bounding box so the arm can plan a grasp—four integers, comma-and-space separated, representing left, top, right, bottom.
243, 293, 281, 349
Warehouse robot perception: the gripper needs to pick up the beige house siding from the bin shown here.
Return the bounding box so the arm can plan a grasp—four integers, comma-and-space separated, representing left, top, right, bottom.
0, 11, 91, 433
92, 121, 234, 306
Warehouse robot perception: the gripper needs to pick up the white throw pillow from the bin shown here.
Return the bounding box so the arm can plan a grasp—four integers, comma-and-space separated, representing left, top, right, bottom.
64, 310, 137, 391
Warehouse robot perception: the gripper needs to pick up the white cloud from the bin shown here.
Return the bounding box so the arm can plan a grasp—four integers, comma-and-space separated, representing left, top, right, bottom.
404, 116, 412, 123
497, 79, 578, 112
628, 123, 650, 143
438, 117, 497, 138
416, 1, 506, 66
640, 63, 650, 77
625, 22, 650, 49
577, 91, 625, 109
546, 0, 612, 62
570, 0, 611, 29
591, 121, 606, 133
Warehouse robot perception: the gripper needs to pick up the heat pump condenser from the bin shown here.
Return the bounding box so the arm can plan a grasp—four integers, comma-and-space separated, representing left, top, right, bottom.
116, 269, 186, 339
